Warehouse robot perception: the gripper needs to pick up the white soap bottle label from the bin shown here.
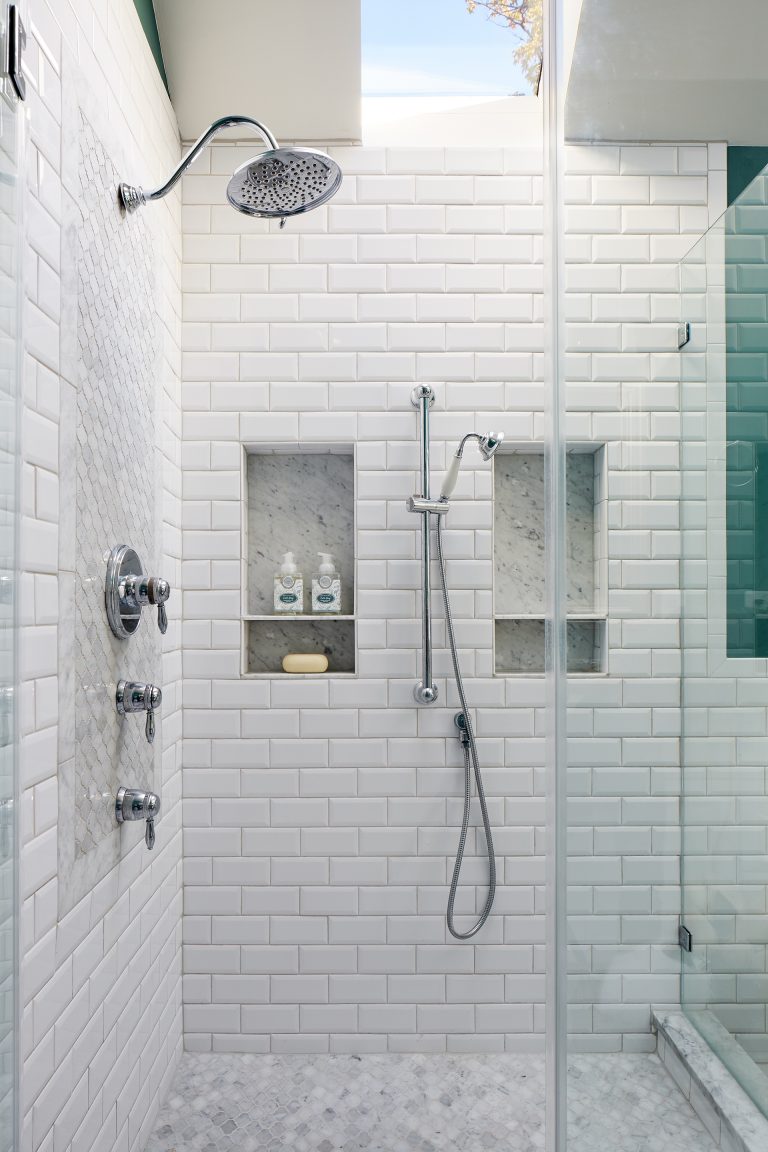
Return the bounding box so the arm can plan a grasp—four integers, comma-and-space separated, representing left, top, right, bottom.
312, 552, 341, 613
275, 575, 303, 612
274, 552, 304, 613
312, 573, 341, 613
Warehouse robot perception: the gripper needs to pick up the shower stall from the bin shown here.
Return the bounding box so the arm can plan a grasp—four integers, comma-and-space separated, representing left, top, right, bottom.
8, 0, 768, 1150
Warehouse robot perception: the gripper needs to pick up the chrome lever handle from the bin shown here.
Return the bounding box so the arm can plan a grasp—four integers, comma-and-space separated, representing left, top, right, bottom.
105, 546, 171, 639
147, 576, 170, 635
115, 787, 160, 850
116, 680, 162, 744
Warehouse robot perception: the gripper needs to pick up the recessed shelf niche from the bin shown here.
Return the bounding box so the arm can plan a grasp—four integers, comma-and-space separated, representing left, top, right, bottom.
243, 445, 355, 676
493, 446, 606, 675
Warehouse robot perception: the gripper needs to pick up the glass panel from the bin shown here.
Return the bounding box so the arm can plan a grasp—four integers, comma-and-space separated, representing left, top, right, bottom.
0, 52, 20, 1152
680, 166, 768, 1115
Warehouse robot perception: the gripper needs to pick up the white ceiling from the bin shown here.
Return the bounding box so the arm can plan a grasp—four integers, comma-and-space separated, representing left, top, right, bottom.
566, 0, 768, 144
153, 0, 362, 143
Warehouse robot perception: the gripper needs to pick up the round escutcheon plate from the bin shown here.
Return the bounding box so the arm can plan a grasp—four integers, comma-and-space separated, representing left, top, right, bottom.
105, 544, 143, 639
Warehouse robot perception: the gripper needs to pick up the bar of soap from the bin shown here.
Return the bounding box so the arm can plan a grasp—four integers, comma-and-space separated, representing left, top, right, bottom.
282, 653, 329, 674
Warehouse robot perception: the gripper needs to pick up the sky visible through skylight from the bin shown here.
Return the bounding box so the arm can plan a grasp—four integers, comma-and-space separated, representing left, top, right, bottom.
362, 0, 530, 98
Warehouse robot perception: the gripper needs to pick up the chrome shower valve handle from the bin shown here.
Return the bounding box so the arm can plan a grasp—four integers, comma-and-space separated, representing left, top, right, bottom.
105, 545, 171, 638
123, 573, 171, 634
116, 680, 162, 744
115, 786, 160, 850
152, 577, 171, 633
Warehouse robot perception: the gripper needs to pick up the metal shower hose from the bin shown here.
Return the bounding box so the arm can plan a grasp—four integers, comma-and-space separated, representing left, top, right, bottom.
435, 514, 497, 939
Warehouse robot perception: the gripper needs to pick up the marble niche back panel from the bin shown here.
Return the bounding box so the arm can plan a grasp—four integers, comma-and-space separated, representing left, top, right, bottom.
58, 111, 161, 914
246, 451, 355, 616
494, 451, 596, 614
494, 451, 602, 673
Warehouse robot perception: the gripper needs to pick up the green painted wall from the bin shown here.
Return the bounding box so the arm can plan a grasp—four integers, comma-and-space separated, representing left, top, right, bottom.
133, 0, 168, 92
728, 147, 768, 207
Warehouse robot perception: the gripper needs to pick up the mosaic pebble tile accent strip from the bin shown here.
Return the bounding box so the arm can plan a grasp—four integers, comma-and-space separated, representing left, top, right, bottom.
74, 113, 159, 853
146, 1052, 717, 1152
57, 109, 162, 914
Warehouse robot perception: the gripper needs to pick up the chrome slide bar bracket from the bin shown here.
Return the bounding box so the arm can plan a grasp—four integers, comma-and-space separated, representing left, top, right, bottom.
407, 384, 439, 705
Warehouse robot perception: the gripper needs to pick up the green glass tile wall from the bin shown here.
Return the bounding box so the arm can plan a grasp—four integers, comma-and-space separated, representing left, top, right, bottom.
726, 166, 768, 656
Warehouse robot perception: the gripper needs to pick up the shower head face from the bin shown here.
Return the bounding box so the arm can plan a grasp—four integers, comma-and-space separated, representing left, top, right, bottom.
226, 148, 343, 218
479, 431, 504, 460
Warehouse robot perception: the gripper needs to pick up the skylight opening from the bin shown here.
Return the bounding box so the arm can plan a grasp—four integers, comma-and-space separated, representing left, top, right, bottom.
361, 0, 541, 101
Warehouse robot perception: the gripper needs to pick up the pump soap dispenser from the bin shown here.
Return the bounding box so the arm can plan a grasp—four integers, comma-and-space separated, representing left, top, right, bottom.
312, 552, 341, 614
274, 552, 304, 614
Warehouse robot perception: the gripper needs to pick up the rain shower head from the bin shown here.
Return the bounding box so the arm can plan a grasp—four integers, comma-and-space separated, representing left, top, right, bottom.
440, 430, 505, 500
118, 115, 342, 222
226, 148, 342, 219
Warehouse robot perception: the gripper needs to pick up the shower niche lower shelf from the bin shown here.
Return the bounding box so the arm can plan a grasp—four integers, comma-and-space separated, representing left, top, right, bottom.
494, 615, 607, 675
244, 616, 356, 677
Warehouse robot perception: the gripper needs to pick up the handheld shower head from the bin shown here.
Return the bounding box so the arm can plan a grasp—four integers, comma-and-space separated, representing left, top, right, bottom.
440, 430, 505, 500
119, 115, 342, 221
478, 431, 504, 461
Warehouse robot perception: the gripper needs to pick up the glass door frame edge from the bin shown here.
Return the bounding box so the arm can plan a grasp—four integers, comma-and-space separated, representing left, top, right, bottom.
543, 0, 568, 1149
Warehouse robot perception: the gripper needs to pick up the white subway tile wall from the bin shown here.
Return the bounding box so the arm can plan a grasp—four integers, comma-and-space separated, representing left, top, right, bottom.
181, 142, 546, 1055
565, 142, 728, 1053
21, 3, 182, 1152
179, 140, 724, 1054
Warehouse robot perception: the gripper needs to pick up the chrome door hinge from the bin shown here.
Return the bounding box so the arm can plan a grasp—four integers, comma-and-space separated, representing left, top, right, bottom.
7, 4, 25, 101
678, 923, 693, 953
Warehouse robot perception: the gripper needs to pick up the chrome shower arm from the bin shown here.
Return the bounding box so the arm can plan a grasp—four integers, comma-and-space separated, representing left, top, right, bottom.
148, 115, 279, 201
119, 115, 280, 213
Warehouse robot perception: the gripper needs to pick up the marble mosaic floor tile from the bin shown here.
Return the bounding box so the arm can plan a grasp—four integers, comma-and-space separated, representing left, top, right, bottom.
146, 1051, 717, 1152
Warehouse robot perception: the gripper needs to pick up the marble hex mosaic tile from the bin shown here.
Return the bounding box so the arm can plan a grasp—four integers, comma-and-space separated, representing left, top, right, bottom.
146, 1051, 718, 1152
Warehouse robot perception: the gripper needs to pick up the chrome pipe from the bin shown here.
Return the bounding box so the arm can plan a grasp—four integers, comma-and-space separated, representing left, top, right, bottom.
119, 115, 280, 213
410, 385, 438, 704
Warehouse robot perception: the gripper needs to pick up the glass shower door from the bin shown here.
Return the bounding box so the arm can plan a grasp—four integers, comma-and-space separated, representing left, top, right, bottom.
680, 164, 768, 1116
0, 11, 22, 1148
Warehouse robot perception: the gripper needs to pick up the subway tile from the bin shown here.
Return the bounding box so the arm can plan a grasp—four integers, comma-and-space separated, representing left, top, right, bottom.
117, 138, 726, 1063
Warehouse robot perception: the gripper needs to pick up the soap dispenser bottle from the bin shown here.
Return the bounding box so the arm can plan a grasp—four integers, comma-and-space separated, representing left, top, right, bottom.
274, 552, 304, 614
312, 552, 341, 614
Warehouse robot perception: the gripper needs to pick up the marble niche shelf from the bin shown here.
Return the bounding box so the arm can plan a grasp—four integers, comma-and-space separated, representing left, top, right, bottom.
242, 445, 356, 676
493, 445, 607, 675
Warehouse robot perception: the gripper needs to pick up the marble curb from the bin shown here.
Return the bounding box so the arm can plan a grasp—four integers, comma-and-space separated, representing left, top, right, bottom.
653, 1010, 768, 1152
